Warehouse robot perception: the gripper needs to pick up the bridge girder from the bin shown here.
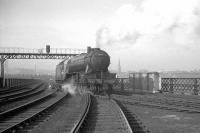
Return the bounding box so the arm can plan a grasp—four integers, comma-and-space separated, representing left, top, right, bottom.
0, 47, 86, 88
0, 53, 78, 59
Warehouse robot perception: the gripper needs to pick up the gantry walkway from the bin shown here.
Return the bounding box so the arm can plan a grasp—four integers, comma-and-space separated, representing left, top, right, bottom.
0, 47, 86, 59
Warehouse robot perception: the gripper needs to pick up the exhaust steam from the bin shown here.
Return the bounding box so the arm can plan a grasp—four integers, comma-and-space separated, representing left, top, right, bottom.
62, 83, 78, 95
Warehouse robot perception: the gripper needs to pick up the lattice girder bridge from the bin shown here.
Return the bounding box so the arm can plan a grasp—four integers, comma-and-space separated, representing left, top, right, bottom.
0, 47, 85, 59
0, 47, 86, 87
0, 53, 78, 59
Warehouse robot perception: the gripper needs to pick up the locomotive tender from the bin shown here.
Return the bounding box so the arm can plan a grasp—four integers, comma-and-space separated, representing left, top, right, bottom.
55, 46, 115, 93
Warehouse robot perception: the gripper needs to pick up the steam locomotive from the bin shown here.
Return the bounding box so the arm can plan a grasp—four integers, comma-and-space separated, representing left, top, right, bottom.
55, 47, 116, 93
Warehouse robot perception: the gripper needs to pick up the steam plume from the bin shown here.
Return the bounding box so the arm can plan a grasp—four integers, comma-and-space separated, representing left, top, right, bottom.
62, 83, 77, 95
61, 79, 90, 95
96, 0, 200, 48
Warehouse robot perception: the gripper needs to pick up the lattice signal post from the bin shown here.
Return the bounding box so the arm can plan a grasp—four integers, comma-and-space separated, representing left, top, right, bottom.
0, 47, 86, 87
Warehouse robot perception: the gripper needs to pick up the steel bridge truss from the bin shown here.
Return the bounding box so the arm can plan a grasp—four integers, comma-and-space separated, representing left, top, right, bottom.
0, 53, 78, 59
0, 47, 86, 87
0, 47, 86, 59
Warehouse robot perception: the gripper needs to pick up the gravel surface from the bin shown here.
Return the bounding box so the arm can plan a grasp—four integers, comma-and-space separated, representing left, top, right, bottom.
0, 92, 65, 133
112, 93, 200, 112
119, 99, 200, 133
29, 94, 84, 133
80, 96, 132, 133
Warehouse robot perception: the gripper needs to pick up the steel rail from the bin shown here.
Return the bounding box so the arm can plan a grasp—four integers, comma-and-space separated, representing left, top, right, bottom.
0, 91, 66, 133
70, 93, 91, 133
160, 93, 200, 101
0, 84, 46, 106
116, 101, 150, 133
111, 99, 133, 133
128, 96, 200, 108
0, 89, 57, 117
113, 94, 200, 112
138, 95, 200, 110
0, 81, 41, 94
125, 100, 200, 113
114, 96, 200, 113
76, 95, 134, 133
0, 82, 43, 100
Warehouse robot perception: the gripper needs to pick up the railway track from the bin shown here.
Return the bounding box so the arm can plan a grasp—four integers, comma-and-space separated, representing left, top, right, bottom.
0, 83, 48, 113
157, 93, 200, 102
0, 84, 65, 133
0, 80, 42, 95
113, 94, 200, 113
23, 93, 90, 133
115, 100, 150, 133
72, 95, 133, 133
0, 82, 45, 103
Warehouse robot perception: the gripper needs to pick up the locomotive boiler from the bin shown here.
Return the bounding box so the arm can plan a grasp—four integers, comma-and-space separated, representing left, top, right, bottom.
55, 47, 116, 93
67, 47, 110, 74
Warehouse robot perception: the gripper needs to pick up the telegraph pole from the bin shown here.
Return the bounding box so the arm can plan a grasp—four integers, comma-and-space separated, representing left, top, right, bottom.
0, 58, 6, 88
35, 62, 36, 75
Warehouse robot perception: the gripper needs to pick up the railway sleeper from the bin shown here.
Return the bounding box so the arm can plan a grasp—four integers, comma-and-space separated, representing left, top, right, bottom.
0, 91, 64, 133
121, 99, 200, 113
115, 100, 150, 133
15, 94, 67, 133
76, 95, 133, 133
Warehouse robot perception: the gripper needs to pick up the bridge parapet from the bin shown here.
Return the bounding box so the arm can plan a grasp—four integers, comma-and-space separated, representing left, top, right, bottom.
114, 72, 160, 94
161, 78, 200, 95
113, 73, 200, 95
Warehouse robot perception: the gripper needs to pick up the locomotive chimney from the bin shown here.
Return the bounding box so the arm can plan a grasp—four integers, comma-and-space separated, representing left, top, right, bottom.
87, 46, 92, 53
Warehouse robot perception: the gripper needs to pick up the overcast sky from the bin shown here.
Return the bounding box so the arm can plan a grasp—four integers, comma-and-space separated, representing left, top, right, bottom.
1, 0, 200, 72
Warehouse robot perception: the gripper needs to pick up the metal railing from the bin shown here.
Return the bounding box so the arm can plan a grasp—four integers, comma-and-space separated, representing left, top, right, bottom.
161, 78, 200, 95
113, 78, 131, 90
113, 77, 200, 95
0, 47, 86, 54
2, 78, 41, 88
113, 72, 160, 94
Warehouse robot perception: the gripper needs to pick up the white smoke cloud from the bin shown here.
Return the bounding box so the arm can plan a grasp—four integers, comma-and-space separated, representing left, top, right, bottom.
61, 79, 80, 95
62, 83, 77, 95
61, 79, 89, 95
96, 0, 200, 48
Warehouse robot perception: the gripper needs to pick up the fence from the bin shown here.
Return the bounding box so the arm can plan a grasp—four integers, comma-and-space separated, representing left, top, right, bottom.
1, 78, 42, 88
113, 72, 160, 94
161, 78, 200, 95
113, 74, 200, 95
113, 78, 131, 90
0, 75, 53, 88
